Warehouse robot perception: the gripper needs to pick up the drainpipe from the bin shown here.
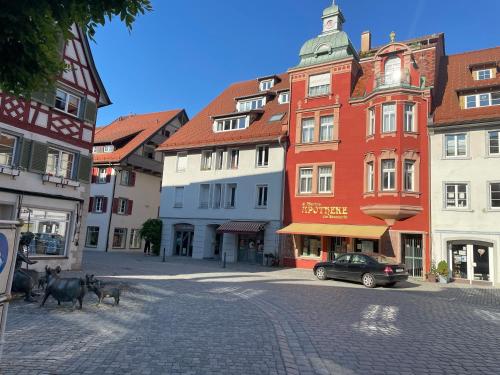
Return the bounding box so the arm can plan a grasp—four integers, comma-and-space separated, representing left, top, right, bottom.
278, 134, 288, 263
104, 165, 118, 252
424, 93, 433, 276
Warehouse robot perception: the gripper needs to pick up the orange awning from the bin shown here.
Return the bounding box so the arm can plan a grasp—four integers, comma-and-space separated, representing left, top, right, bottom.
276, 223, 387, 239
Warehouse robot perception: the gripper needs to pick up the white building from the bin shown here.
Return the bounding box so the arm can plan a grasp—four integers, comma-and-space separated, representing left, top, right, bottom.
158, 75, 290, 264
430, 47, 500, 285
0, 25, 110, 271
84, 110, 187, 252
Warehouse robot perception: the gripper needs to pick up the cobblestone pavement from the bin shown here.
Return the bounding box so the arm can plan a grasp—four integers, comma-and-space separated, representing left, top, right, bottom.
2, 251, 500, 375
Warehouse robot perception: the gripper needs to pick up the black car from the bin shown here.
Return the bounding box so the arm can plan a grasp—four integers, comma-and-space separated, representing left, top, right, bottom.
313, 253, 409, 288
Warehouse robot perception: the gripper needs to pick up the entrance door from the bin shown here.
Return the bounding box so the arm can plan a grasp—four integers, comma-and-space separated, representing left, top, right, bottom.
402, 234, 423, 278
174, 229, 193, 257
214, 233, 222, 259
237, 235, 257, 263
451, 244, 468, 279
328, 237, 347, 261
473, 245, 489, 281
448, 241, 493, 283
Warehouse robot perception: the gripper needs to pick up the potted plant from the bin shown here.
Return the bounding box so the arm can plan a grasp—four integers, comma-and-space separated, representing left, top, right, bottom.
437, 260, 449, 284
426, 261, 438, 282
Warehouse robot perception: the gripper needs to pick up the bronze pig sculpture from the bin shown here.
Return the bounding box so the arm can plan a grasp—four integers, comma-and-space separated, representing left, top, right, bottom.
40, 266, 86, 309
86, 275, 120, 306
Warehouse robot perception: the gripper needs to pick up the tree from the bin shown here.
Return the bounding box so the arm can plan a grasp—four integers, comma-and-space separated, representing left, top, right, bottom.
0, 0, 152, 97
139, 218, 162, 256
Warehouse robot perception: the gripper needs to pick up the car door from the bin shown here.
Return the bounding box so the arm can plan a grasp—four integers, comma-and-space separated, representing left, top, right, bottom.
328, 254, 351, 279
346, 254, 369, 281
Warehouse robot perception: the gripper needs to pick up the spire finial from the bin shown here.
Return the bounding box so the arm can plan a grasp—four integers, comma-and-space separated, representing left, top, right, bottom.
390, 31, 396, 43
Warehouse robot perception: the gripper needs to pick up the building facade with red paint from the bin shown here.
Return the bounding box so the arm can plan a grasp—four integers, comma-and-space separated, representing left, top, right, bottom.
278, 4, 445, 276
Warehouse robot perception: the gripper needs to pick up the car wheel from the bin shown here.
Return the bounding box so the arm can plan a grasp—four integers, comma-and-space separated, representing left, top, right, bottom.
315, 267, 327, 280
385, 282, 396, 287
362, 273, 376, 288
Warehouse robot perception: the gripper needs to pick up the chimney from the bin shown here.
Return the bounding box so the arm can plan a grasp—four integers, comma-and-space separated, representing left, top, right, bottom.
361, 31, 371, 53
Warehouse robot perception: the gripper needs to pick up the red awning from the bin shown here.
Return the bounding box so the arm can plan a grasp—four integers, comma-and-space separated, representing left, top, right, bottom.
216, 221, 267, 234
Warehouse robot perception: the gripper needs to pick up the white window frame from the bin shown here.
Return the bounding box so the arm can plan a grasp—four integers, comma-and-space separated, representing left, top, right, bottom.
256, 185, 268, 208
97, 168, 108, 184
200, 150, 212, 171
403, 160, 415, 192
308, 73, 331, 97
489, 182, 500, 210
225, 183, 237, 208
301, 118, 315, 143
368, 108, 375, 136
384, 56, 401, 85
112, 228, 127, 249
54, 88, 81, 117
46, 147, 75, 179
215, 149, 224, 170
173, 186, 184, 208
94, 196, 104, 213
129, 229, 141, 249
299, 168, 313, 194
465, 92, 500, 108
382, 103, 396, 133
213, 116, 248, 132
444, 183, 469, 209
212, 183, 223, 209
477, 69, 492, 80
318, 166, 332, 193
104, 145, 114, 153
117, 198, 128, 215
319, 115, 334, 142
0, 131, 18, 167
404, 103, 415, 132
120, 170, 130, 186
278, 91, 290, 104
176, 152, 187, 172
487, 130, 499, 156
256, 145, 269, 167
444, 133, 467, 158
269, 113, 285, 122
381, 159, 396, 191
237, 97, 265, 112
227, 149, 239, 169
260, 79, 274, 91
366, 162, 374, 192
199, 184, 210, 209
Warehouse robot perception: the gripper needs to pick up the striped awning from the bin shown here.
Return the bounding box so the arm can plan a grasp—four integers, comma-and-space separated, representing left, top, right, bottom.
276, 223, 387, 239
217, 221, 267, 234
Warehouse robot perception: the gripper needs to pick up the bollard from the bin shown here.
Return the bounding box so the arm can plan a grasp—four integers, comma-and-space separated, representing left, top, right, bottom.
222, 252, 226, 268
162, 247, 166, 262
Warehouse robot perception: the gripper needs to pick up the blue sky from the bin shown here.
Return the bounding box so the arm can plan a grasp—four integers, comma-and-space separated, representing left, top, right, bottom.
93, 0, 500, 125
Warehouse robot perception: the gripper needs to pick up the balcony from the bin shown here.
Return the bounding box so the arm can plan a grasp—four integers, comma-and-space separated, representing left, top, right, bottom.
125, 154, 163, 175
374, 68, 413, 90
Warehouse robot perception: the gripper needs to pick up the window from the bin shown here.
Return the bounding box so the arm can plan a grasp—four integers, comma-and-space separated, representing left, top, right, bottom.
130, 229, 141, 249
256, 185, 268, 208
112, 228, 127, 248
318, 166, 332, 193
143, 145, 155, 159
174, 187, 184, 208
225, 184, 237, 208
403, 160, 415, 191
85, 226, 99, 248
121, 170, 130, 186
477, 69, 491, 80
488, 131, 499, 155
381, 159, 396, 191
465, 92, 500, 108
368, 108, 375, 136
46, 148, 75, 178
445, 134, 467, 157
299, 168, 313, 194
319, 115, 334, 141
366, 162, 374, 192
445, 183, 468, 208
20, 207, 70, 256
55, 88, 81, 117
278, 91, 290, 104
260, 80, 273, 91
176, 152, 187, 172
215, 150, 224, 170
301, 118, 314, 143
98, 168, 108, 183
104, 145, 114, 153
215, 116, 247, 132
199, 184, 210, 209
384, 56, 401, 85
300, 236, 321, 257
490, 182, 500, 208
308, 73, 331, 97
228, 149, 239, 169
382, 103, 396, 133
256, 145, 269, 167
404, 103, 415, 132
269, 113, 285, 122
238, 98, 264, 112
212, 184, 223, 209
94, 197, 104, 213
201, 150, 212, 170
335, 254, 352, 264
117, 198, 128, 215
0, 131, 18, 166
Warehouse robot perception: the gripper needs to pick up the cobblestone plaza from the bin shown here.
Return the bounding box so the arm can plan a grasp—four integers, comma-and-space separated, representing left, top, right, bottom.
2, 251, 500, 374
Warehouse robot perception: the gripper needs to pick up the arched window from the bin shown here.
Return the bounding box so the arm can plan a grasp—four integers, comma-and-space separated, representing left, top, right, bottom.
384, 56, 401, 85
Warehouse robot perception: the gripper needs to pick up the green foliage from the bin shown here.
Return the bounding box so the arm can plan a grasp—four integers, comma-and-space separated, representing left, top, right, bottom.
139, 218, 162, 256
429, 260, 438, 276
0, 0, 152, 97
437, 260, 449, 277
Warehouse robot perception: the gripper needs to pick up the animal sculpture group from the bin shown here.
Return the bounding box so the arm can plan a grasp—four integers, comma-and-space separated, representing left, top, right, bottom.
11, 235, 121, 309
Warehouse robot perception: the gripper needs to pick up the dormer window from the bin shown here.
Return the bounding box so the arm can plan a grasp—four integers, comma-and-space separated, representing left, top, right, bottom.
476, 69, 492, 80
465, 91, 500, 108
237, 97, 265, 112
260, 80, 274, 91
308, 72, 331, 97
278, 91, 290, 104
214, 116, 248, 132
384, 56, 401, 85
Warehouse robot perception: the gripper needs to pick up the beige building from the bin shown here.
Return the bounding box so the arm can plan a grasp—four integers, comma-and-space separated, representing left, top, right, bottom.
84, 110, 188, 252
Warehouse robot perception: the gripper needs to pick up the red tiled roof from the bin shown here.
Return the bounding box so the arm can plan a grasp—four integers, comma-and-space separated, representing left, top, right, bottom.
434, 47, 500, 125
158, 74, 289, 151
93, 109, 184, 163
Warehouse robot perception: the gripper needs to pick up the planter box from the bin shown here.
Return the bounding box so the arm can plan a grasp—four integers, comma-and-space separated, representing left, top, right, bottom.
438, 275, 449, 284
427, 273, 437, 283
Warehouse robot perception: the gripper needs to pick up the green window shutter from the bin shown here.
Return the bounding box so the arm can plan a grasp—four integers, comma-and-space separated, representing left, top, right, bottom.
77, 155, 92, 183
29, 141, 48, 173
17, 138, 32, 169
31, 88, 56, 107
83, 99, 97, 124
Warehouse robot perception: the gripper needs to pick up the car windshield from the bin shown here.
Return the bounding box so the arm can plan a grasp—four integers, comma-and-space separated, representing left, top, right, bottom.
370, 255, 398, 265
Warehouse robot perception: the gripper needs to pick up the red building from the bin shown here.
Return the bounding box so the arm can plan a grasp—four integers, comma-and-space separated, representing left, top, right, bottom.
278, 3, 444, 277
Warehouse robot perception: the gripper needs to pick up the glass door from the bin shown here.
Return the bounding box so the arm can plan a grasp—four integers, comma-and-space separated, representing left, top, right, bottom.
473, 245, 489, 281
451, 244, 468, 279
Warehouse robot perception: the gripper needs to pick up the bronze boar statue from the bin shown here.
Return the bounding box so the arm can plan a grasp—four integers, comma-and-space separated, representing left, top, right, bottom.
40, 266, 86, 309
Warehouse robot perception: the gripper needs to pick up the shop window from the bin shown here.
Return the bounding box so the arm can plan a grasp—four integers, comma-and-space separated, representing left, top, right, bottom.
85, 226, 99, 248
319, 115, 334, 141
174, 187, 184, 208
488, 131, 499, 155
299, 168, 313, 194
445, 134, 467, 157
0, 131, 18, 166
300, 236, 321, 257
381, 159, 396, 191
112, 228, 127, 248
489, 182, 500, 209
445, 183, 468, 209
129, 229, 141, 249
20, 207, 70, 256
